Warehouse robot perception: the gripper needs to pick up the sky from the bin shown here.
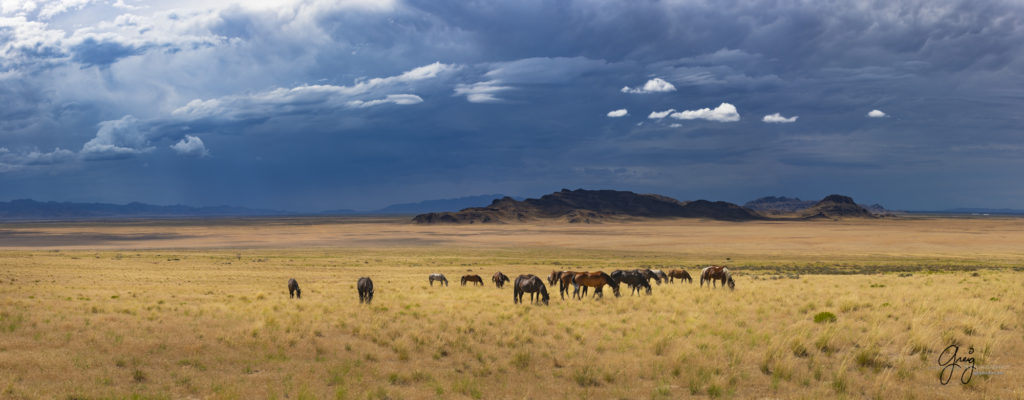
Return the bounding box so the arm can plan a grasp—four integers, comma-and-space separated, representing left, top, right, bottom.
1, 0, 1022, 212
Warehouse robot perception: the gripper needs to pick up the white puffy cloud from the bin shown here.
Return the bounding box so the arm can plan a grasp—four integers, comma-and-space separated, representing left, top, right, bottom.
170, 135, 209, 157
867, 109, 887, 118
80, 115, 154, 159
606, 108, 628, 117
37, 0, 93, 20
621, 78, 676, 94
453, 80, 513, 103
648, 109, 675, 119
669, 103, 740, 122
762, 113, 798, 123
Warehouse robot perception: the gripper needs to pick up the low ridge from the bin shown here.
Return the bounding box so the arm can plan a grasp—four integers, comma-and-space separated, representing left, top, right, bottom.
743, 196, 817, 214
412, 189, 763, 224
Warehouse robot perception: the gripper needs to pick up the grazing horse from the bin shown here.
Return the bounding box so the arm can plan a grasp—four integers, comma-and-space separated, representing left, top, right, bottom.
461, 274, 484, 286
549, 270, 582, 300
287, 278, 301, 299
513, 274, 549, 305
637, 268, 663, 285
667, 269, 693, 284
492, 272, 510, 288
611, 270, 651, 295
700, 266, 735, 290
573, 271, 620, 299
650, 269, 669, 284
357, 277, 374, 304
429, 273, 449, 287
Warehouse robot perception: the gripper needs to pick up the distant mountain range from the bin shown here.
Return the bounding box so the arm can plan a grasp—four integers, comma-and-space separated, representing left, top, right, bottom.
2, 194, 1020, 221
0, 194, 516, 221
320, 194, 516, 215
909, 208, 1024, 215
0, 199, 285, 220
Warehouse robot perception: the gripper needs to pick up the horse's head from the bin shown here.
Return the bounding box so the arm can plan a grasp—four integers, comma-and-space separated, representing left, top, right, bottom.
727, 276, 735, 290
541, 288, 550, 305
605, 272, 621, 297
548, 271, 558, 285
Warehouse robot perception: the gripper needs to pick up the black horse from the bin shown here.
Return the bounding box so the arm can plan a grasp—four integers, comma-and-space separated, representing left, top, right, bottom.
357, 277, 374, 304
611, 270, 651, 295
287, 278, 301, 299
513, 274, 550, 305
492, 272, 510, 288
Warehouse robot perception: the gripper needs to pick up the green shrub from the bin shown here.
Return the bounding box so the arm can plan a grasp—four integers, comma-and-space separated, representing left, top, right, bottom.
814, 312, 837, 323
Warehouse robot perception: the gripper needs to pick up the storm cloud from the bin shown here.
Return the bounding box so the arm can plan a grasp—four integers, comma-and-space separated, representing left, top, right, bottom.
1, 0, 1022, 211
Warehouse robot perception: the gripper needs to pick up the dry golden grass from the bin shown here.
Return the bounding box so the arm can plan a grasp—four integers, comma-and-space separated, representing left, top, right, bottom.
1, 217, 1022, 399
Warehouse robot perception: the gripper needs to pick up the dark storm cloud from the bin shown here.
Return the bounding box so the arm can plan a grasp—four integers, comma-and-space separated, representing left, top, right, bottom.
70, 37, 144, 67
0, 0, 1022, 210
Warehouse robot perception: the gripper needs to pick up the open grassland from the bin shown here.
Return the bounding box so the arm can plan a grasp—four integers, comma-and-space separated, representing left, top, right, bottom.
1, 217, 1023, 399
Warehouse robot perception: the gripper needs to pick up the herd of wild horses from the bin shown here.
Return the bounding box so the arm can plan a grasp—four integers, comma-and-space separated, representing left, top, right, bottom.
287, 266, 735, 305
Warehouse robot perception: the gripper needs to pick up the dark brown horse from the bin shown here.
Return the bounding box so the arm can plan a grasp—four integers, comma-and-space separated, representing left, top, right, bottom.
357, 277, 374, 303
287, 278, 301, 299
573, 271, 620, 299
492, 272, 510, 288
637, 268, 664, 285
610, 270, 651, 295
700, 266, 735, 290
461, 274, 484, 286
668, 269, 693, 284
513, 274, 549, 305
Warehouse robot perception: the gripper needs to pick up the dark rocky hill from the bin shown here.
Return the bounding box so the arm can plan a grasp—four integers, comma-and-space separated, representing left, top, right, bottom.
800, 194, 875, 219
743, 196, 817, 214
412, 189, 763, 224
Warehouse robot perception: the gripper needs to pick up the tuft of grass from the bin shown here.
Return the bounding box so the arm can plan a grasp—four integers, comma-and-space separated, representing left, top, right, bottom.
573, 366, 601, 387
132, 369, 146, 383
814, 312, 837, 324
510, 351, 531, 370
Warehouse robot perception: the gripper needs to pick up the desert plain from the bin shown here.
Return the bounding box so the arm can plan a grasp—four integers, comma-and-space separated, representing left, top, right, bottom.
0, 216, 1022, 399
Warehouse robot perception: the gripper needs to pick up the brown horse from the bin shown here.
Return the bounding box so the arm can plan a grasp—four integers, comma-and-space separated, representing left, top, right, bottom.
513, 274, 549, 305
549, 270, 582, 300
492, 272, 510, 288
287, 278, 301, 298
700, 266, 735, 290
572, 271, 620, 299
668, 269, 693, 284
461, 274, 484, 286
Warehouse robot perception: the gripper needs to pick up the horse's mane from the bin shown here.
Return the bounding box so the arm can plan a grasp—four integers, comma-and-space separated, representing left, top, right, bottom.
600, 271, 619, 287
